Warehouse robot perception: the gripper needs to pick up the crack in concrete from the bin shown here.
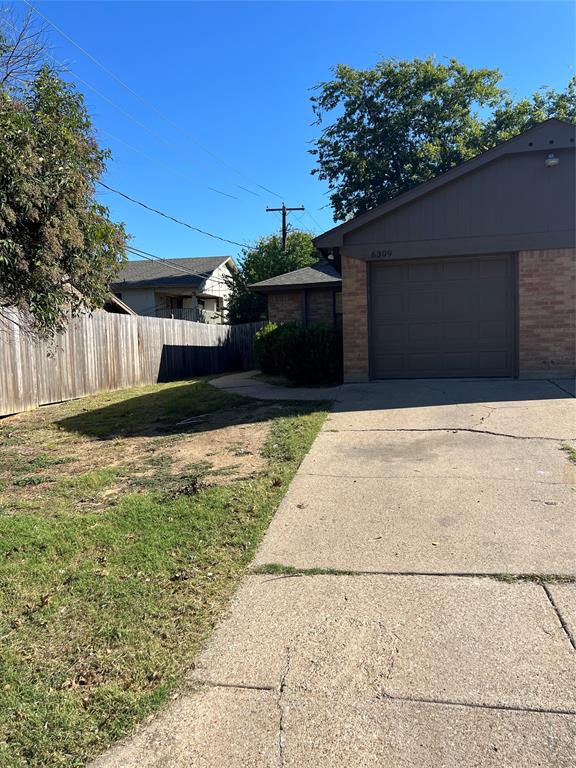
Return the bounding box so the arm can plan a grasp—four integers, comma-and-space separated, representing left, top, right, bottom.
471, 405, 497, 430
382, 632, 400, 686
277, 648, 291, 768
541, 583, 576, 652
377, 691, 576, 716
325, 427, 574, 441
197, 680, 275, 692
251, 567, 576, 582
301, 471, 574, 485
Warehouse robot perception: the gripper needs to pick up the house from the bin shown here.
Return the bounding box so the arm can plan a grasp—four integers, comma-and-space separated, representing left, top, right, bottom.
251, 119, 575, 382
249, 259, 342, 327
110, 257, 235, 323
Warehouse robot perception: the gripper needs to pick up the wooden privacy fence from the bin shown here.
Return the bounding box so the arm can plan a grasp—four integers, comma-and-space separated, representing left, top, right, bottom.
0, 309, 263, 417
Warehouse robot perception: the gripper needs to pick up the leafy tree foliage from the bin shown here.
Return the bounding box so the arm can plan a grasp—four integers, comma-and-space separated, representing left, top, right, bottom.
311, 57, 576, 221
0, 24, 126, 338
227, 231, 316, 324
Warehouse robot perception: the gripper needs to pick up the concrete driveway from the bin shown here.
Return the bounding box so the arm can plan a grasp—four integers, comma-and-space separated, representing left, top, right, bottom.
256, 378, 576, 575
93, 379, 576, 768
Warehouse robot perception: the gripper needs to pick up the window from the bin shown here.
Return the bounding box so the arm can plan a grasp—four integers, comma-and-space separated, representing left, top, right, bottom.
335, 292, 343, 314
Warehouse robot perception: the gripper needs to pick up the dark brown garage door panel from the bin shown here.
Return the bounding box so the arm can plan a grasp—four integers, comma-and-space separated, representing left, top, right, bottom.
370, 255, 515, 378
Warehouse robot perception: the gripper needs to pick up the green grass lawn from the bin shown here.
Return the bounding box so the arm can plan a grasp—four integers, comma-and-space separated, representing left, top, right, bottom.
0, 379, 328, 767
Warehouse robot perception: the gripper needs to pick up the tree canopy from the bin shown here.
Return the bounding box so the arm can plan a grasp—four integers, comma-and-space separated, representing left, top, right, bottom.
227, 231, 316, 324
311, 57, 576, 221
0, 20, 127, 338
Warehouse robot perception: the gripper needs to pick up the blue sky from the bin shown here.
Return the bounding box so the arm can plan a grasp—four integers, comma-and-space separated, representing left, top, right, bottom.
10, 1, 576, 262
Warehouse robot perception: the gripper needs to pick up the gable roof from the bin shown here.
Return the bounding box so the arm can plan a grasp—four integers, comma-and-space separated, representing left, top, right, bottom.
249, 260, 342, 293
103, 293, 137, 315
314, 118, 576, 249
111, 256, 234, 289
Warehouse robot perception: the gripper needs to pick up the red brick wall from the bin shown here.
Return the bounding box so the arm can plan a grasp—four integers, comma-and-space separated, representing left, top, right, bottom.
341, 254, 369, 381
267, 291, 303, 324
519, 248, 576, 374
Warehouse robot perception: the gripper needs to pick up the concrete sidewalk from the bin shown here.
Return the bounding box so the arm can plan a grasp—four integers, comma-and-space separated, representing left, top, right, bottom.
92, 379, 576, 768
209, 370, 344, 401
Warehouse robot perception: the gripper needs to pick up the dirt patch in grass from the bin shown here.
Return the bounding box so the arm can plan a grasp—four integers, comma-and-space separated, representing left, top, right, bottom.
0, 378, 328, 767
0, 387, 284, 511
169, 417, 269, 480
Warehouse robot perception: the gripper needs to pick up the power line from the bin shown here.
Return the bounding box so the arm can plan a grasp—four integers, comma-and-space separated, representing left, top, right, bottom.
293, 210, 316, 235
98, 181, 250, 248
0, 16, 244, 201
98, 127, 239, 199
304, 208, 324, 232
3, 13, 325, 251
125, 246, 230, 287
24, 0, 284, 201
266, 203, 305, 251
1, 18, 252, 254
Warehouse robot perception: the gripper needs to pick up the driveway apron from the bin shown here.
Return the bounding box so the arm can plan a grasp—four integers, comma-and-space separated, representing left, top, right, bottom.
92, 379, 576, 768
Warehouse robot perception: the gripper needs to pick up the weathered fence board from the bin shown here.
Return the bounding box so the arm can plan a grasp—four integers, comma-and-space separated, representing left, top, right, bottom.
0, 310, 262, 417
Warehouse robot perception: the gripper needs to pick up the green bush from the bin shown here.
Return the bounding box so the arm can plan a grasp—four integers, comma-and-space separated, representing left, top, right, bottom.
254, 322, 342, 386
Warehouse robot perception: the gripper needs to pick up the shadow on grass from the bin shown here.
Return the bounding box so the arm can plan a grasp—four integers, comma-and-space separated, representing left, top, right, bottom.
56, 379, 326, 440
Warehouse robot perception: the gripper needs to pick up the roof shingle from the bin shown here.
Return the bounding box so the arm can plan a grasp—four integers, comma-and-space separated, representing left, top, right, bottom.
249, 260, 341, 291
111, 257, 233, 289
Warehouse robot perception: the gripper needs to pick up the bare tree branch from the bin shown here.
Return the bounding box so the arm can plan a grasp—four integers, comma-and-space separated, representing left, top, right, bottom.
0, 6, 52, 89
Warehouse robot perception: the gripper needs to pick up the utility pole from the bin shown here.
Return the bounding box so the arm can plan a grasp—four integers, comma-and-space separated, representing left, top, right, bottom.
266, 203, 305, 252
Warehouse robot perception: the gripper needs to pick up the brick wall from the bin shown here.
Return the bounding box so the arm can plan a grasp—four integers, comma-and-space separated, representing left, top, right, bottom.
518, 248, 576, 375
341, 254, 369, 381
267, 289, 338, 327
267, 291, 303, 324
307, 289, 335, 326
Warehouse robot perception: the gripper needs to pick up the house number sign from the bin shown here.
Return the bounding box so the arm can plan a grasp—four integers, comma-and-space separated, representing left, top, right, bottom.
370, 249, 393, 259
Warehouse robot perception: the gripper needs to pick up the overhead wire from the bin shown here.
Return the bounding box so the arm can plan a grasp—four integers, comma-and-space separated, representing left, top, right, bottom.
0, 16, 244, 201
125, 246, 231, 286
24, 0, 284, 201
98, 181, 251, 248
97, 126, 240, 199
304, 208, 324, 232
4, 10, 326, 252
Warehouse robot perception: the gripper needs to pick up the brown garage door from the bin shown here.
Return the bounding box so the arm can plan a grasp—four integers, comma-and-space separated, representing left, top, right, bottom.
370, 254, 516, 378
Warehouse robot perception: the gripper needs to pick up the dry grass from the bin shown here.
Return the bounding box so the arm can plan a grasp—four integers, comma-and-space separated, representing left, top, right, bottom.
0, 379, 328, 767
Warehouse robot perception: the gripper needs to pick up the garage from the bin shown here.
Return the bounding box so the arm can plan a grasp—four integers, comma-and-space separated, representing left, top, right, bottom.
313, 119, 575, 383
369, 254, 516, 379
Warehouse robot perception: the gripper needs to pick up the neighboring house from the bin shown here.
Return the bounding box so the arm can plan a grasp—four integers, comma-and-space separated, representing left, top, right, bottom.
250, 260, 342, 328
251, 118, 575, 382
110, 257, 235, 324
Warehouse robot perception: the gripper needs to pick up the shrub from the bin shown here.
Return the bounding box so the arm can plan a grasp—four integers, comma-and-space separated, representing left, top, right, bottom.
254, 322, 342, 386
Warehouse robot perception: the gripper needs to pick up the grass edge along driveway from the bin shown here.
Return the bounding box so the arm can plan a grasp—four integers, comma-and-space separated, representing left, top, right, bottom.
0, 379, 328, 767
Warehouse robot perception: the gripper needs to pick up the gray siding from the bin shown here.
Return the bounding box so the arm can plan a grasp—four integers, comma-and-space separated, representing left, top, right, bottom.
344, 147, 575, 260
116, 287, 157, 316
315, 120, 576, 260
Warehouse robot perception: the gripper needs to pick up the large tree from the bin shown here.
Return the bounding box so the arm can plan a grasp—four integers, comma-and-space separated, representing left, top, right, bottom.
0, 18, 127, 338
227, 230, 316, 324
311, 57, 576, 221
